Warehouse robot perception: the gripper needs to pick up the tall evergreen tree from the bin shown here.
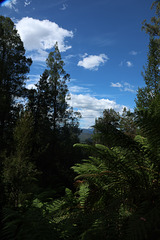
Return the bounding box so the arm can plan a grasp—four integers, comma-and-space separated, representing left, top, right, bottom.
136, 1, 160, 111
142, 1, 160, 43
28, 70, 51, 147
46, 42, 72, 131
27, 43, 81, 189
0, 16, 32, 150
28, 43, 80, 139
136, 37, 160, 110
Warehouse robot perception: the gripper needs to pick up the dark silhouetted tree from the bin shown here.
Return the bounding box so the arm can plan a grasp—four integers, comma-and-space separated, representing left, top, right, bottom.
136, 1, 160, 111
0, 16, 32, 150
2, 112, 38, 207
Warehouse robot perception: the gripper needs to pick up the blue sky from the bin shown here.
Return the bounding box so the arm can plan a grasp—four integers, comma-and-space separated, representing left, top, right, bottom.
0, 0, 154, 128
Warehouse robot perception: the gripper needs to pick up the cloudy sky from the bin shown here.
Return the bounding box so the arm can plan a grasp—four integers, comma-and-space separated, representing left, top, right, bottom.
0, 0, 153, 128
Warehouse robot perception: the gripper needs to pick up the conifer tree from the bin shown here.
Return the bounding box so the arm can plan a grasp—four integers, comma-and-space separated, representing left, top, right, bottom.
46, 42, 72, 131
27, 43, 81, 188
136, 1, 160, 111
28, 70, 51, 147
142, 1, 160, 43
136, 37, 160, 110
28, 43, 80, 137
0, 16, 32, 150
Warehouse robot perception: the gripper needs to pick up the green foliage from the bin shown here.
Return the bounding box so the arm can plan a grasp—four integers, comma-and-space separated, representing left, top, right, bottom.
93, 108, 137, 147
2, 112, 38, 207
136, 37, 160, 111
27, 42, 81, 146
77, 182, 90, 207
142, 1, 160, 43
136, 1, 160, 112
0, 16, 32, 150
70, 131, 160, 239
2, 206, 58, 240
46, 42, 75, 131
119, 108, 137, 138
125, 200, 160, 240
136, 96, 160, 148
27, 43, 81, 189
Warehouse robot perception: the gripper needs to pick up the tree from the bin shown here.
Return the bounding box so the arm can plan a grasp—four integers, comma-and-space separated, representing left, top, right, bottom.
93, 108, 121, 146
27, 70, 52, 148
136, 37, 160, 110
0, 16, 32, 150
27, 43, 81, 189
2, 112, 38, 207
93, 108, 137, 147
28, 42, 80, 139
136, 1, 160, 111
119, 108, 137, 139
142, 1, 160, 44
46, 42, 71, 131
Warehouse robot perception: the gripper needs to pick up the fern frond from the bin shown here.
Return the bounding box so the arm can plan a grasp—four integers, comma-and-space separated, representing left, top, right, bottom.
125, 198, 160, 240
2, 206, 59, 240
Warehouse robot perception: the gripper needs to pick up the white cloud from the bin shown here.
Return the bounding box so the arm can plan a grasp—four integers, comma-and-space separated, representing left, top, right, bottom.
124, 82, 132, 87
69, 85, 90, 93
124, 87, 135, 93
68, 94, 125, 128
26, 84, 37, 90
27, 74, 40, 83
129, 50, 138, 56
27, 49, 48, 62
123, 82, 136, 93
126, 61, 133, 67
2, 0, 16, 8
60, 3, 67, 10
26, 74, 40, 89
2, 0, 18, 11
63, 54, 77, 65
119, 60, 124, 67
111, 81, 136, 93
111, 82, 122, 88
119, 60, 133, 67
77, 53, 109, 70
65, 54, 76, 60
24, 0, 31, 7
16, 17, 73, 61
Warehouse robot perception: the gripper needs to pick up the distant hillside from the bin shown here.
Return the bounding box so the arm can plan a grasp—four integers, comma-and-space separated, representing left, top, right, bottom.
79, 128, 94, 143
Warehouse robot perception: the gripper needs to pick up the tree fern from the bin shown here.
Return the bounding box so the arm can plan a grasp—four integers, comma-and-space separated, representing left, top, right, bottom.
71, 126, 160, 239
2, 206, 59, 240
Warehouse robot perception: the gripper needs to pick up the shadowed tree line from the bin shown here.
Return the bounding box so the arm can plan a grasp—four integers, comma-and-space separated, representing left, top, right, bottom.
0, 1, 160, 239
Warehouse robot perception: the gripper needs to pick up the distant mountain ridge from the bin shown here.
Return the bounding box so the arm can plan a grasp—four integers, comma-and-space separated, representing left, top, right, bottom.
79, 128, 94, 142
